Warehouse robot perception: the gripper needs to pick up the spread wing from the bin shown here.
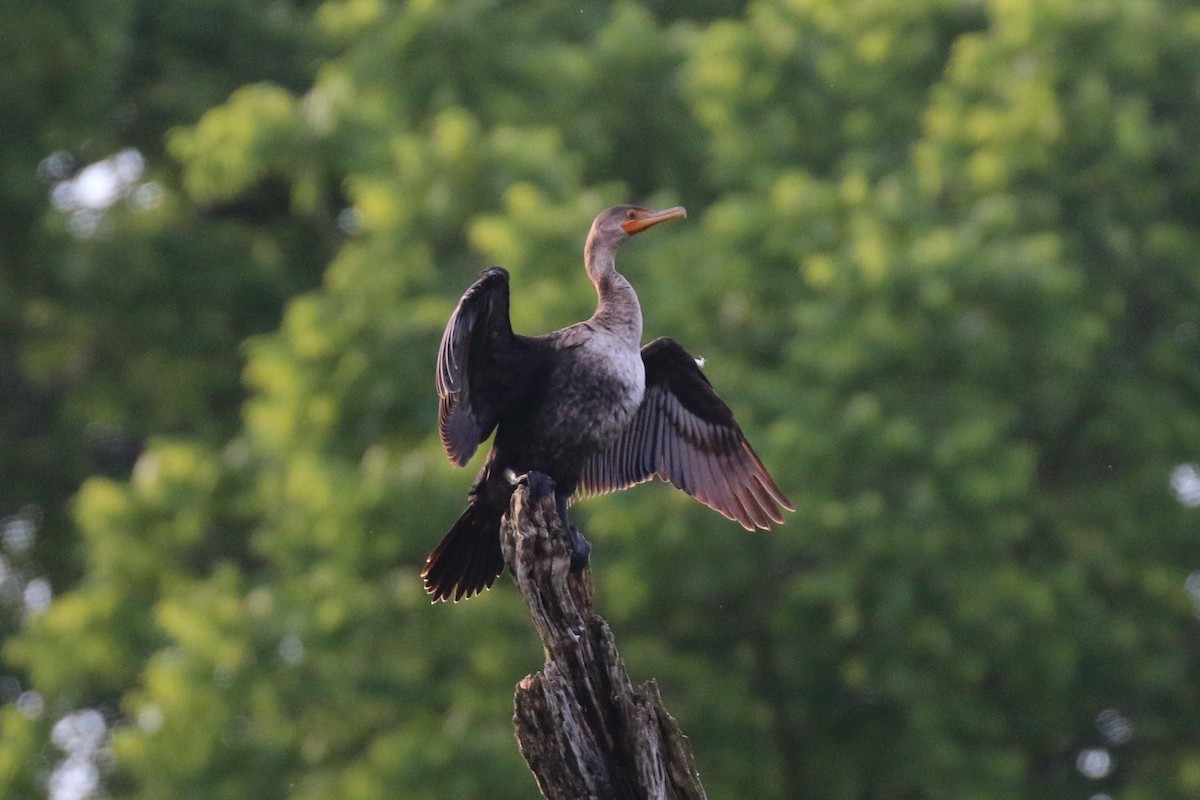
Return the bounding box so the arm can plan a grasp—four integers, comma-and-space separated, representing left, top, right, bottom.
437, 267, 545, 466
577, 337, 793, 530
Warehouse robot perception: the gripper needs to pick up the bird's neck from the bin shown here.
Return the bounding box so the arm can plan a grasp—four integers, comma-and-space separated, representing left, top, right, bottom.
586, 245, 643, 346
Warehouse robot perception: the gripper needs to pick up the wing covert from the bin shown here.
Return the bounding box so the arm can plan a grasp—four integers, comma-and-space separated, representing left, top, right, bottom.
577, 337, 793, 530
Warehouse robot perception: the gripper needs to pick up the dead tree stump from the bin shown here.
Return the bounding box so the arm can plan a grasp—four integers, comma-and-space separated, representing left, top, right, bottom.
501, 472, 708, 800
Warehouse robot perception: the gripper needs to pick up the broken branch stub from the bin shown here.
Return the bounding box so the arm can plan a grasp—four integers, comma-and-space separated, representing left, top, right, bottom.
502, 473, 707, 800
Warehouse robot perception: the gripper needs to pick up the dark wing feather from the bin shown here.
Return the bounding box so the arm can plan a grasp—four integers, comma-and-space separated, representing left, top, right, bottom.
437, 268, 543, 466
577, 337, 793, 530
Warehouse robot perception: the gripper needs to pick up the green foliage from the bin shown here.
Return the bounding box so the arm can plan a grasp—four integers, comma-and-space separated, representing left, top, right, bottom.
3, 0, 1200, 798
1, 0, 329, 592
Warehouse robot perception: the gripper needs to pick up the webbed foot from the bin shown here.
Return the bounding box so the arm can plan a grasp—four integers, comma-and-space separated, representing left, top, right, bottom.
566, 525, 592, 572
554, 490, 591, 572
512, 469, 555, 501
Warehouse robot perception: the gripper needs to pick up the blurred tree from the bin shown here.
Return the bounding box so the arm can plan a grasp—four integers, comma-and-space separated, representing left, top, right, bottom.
2, 1, 1199, 799
0, 0, 329, 592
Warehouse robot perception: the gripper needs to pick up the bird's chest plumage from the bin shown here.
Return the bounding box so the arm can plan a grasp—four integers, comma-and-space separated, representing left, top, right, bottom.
556, 334, 645, 442
504, 331, 644, 476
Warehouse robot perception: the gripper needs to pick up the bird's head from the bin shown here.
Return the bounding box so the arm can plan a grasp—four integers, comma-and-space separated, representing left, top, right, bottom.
587, 204, 688, 253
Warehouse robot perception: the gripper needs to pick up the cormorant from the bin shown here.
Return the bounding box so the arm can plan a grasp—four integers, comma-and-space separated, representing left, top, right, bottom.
423, 204, 792, 601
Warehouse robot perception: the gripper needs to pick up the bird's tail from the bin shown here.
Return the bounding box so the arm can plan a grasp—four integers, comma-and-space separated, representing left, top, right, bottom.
422, 497, 505, 602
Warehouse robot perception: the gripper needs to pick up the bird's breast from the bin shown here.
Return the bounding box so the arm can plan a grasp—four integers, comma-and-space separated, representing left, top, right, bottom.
528, 332, 645, 457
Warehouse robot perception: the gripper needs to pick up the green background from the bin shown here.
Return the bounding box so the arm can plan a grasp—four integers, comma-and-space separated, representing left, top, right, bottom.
3, 1, 1199, 797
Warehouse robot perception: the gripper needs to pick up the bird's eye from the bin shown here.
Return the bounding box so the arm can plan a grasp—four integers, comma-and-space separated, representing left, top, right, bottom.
626, 210, 637, 220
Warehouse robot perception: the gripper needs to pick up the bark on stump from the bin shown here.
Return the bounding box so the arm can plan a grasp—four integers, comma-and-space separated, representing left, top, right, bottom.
501, 472, 707, 800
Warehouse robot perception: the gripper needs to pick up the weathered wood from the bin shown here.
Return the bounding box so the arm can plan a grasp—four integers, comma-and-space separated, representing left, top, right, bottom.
501, 472, 708, 800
